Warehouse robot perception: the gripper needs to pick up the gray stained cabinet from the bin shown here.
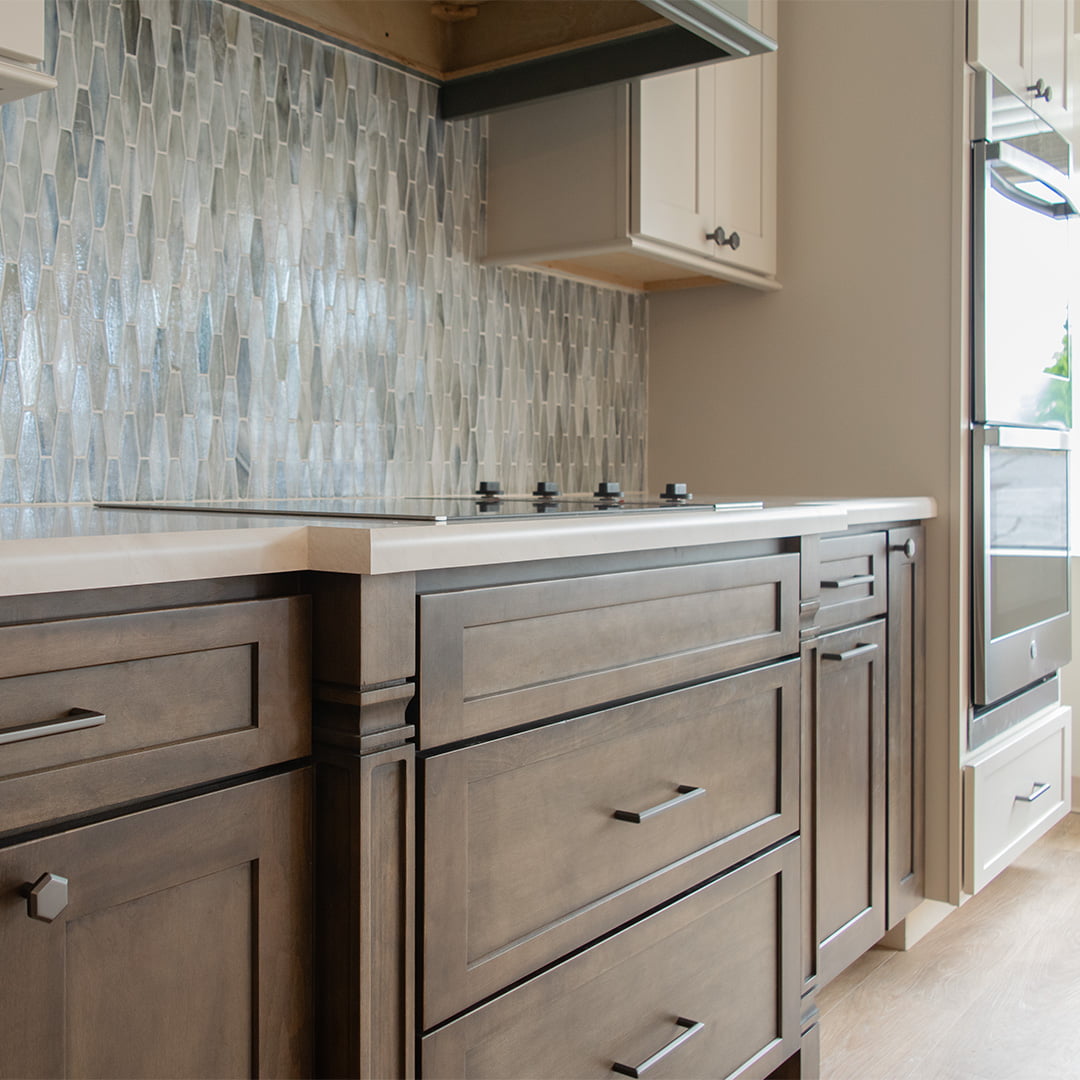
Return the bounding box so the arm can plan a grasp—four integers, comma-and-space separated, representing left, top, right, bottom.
804, 527, 925, 991
0, 770, 312, 1080
310, 525, 926, 1078
0, 577, 314, 1080
423, 839, 802, 1080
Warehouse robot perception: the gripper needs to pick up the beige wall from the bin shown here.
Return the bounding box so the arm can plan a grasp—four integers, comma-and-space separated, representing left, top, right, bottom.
647, 0, 968, 901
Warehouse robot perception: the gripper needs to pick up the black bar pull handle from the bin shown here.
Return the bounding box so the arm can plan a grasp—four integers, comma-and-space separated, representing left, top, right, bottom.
613, 785, 705, 824
612, 1017, 704, 1077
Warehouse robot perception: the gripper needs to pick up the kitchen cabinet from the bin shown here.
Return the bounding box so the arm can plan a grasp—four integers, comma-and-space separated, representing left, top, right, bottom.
0, 575, 313, 1080
313, 540, 812, 1079
0, 0, 57, 105
0, 771, 311, 1080
968, 0, 1073, 129
802, 528, 926, 991
484, 1, 778, 291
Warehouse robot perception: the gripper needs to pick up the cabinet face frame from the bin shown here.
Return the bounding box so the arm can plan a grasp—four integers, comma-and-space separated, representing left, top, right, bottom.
886, 526, 926, 927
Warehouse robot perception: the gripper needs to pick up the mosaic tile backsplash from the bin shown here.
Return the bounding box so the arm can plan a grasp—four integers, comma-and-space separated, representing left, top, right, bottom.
0, 0, 647, 505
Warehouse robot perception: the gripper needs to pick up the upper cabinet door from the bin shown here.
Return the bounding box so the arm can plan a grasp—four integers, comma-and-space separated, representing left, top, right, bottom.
969, 0, 1073, 129
634, 0, 777, 277
1028, 0, 1071, 126
706, 0, 777, 276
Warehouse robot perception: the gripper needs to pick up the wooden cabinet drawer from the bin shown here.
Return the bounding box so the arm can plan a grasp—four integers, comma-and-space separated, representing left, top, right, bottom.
418, 553, 799, 747
422, 839, 801, 1079
0, 596, 311, 835
964, 704, 1072, 894
422, 658, 799, 1027
816, 532, 887, 630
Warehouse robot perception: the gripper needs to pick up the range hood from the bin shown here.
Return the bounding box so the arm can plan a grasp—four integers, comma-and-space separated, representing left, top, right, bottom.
248, 1, 776, 118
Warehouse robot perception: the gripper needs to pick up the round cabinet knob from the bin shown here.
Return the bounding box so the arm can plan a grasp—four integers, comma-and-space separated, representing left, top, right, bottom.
1027, 79, 1053, 102
533, 481, 560, 498
28, 873, 69, 923
1030, 640, 1039, 660
476, 480, 501, 497
594, 481, 623, 499
891, 538, 917, 559
706, 226, 740, 250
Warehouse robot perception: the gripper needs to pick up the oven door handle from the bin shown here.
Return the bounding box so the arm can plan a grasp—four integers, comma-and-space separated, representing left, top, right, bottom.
985, 141, 1078, 219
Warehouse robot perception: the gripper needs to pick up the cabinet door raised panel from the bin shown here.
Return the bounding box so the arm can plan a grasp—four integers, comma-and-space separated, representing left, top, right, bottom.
636, 67, 710, 256
0, 769, 312, 1080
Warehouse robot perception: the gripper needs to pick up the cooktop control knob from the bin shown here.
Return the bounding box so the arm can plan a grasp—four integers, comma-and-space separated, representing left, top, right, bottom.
660, 483, 692, 501
533, 481, 560, 498
594, 481, 623, 499
476, 481, 502, 497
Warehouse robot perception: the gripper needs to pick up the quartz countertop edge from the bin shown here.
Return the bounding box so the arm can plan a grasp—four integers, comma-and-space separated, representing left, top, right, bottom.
0, 496, 937, 597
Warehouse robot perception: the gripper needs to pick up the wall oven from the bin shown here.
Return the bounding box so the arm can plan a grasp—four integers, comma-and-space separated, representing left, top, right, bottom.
970, 76, 1074, 743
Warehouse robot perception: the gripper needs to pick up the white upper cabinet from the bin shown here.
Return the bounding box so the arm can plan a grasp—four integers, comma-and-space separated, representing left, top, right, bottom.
969, 0, 1073, 129
0, 0, 56, 105
636, 0, 776, 278
484, 0, 778, 291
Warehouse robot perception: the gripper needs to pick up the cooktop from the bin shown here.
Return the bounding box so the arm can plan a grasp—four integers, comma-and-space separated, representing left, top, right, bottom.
98, 484, 763, 524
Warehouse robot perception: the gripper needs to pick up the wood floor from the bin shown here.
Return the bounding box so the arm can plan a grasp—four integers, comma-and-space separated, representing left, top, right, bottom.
817, 812, 1080, 1080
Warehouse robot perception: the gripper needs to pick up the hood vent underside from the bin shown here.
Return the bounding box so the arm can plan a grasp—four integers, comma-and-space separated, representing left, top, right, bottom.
246, 0, 776, 119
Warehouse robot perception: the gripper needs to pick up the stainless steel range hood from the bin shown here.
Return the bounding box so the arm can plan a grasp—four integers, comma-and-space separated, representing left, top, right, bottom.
246, 0, 776, 119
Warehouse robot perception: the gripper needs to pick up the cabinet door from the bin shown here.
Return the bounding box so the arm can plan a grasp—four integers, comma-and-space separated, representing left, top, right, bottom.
969, 0, 1029, 95
886, 527, 925, 928
1028, 0, 1071, 126
635, 0, 776, 276
0, 0, 46, 64
0, 769, 312, 1080
704, 0, 777, 275
813, 619, 886, 988
969, 0, 1072, 127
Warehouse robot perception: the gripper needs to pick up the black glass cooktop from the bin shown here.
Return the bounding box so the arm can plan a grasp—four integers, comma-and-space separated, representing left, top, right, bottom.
98, 494, 764, 523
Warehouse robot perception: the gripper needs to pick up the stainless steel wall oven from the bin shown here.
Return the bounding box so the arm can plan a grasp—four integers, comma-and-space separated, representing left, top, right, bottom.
970, 75, 1074, 744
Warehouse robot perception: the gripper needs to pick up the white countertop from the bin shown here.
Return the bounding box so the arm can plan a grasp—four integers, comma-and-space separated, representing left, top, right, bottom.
0, 496, 937, 598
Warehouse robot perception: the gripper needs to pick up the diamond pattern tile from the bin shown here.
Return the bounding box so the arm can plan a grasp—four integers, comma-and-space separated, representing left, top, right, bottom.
0, 0, 647, 506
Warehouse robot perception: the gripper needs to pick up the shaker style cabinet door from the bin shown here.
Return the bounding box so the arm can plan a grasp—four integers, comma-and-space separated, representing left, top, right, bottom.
968, 0, 1072, 128
811, 618, 887, 988
0, 770, 312, 1080
636, 0, 777, 276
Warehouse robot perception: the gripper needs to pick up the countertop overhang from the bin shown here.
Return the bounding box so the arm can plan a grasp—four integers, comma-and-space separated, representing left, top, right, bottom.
0, 496, 937, 598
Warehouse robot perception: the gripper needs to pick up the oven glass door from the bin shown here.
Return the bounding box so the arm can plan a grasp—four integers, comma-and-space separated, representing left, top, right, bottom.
973, 426, 1071, 706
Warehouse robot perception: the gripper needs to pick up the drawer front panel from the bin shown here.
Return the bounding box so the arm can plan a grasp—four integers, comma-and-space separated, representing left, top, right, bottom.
423, 659, 799, 1027
816, 532, 887, 630
422, 840, 801, 1079
419, 554, 799, 747
964, 704, 1072, 894
0, 596, 311, 835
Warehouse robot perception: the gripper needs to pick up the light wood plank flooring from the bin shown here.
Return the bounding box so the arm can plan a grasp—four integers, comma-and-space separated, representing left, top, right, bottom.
818, 812, 1080, 1080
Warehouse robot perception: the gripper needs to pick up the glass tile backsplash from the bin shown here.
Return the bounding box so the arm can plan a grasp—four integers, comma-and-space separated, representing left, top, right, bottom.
0, 0, 647, 505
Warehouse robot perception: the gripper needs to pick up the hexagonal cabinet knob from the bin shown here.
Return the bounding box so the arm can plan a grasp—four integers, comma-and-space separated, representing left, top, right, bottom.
28, 873, 69, 923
